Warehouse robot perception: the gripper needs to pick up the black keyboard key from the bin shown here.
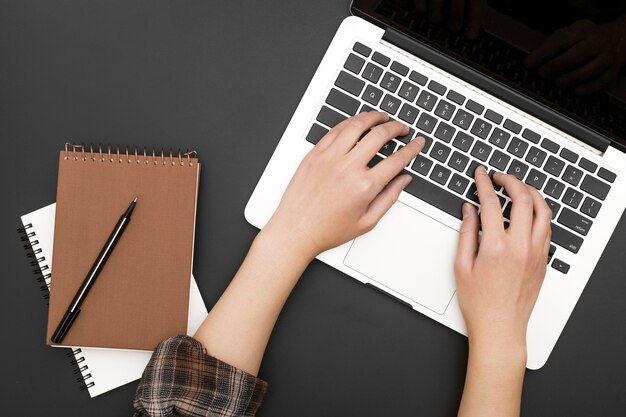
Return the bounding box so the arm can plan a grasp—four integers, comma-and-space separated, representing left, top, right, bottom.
598, 167, 616, 183
409, 70, 428, 86
367, 154, 383, 168
544, 156, 565, 177
380, 94, 402, 115
558, 207, 592, 236
484, 109, 503, 124
396, 127, 416, 144
488, 128, 510, 149
545, 198, 560, 219
466, 183, 480, 204
452, 109, 474, 130
465, 99, 484, 114
503, 201, 512, 219
416, 113, 437, 133
431, 142, 452, 162
580, 197, 601, 218
403, 170, 467, 219
541, 138, 559, 153
580, 175, 610, 200
398, 104, 419, 125
579, 157, 598, 173
344, 53, 366, 74
398, 81, 419, 102
525, 169, 547, 190
448, 173, 470, 194
551, 258, 570, 274
380, 72, 401, 93
428, 80, 446, 95
503, 119, 522, 134
379, 140, 397, 156
551, 223, 583, 253
525, 146, 547, 167
452, 131, 474, 152
359, 104, 375, 113
547, 244, 556, 263
470, 119, 492, 139
560, 148, 578, 163
447, 90, 465, 105
335, 71, 365, 96
353, 42, 371, 57
316, 106, 347, 128
430, 164, 451, 185
562, 187, 583, 208
466, 160, 487, 178
418, 134, 433, 153
545, 178, 566, 199
372, 51, 390, 66
562, 165, 583, 186
434, 122, 456, 143
412, 154, 433, 175
470, 141, 492, 162
488, 169, 503, 191
434, 100, 456, 121
507, 159, 529, 180
326, 88, 360, 115
448, 151, 470, 172
390, 61, 409, 76
488, 150, 510, 171
522, 128, 541, 144
306, 123, 328, 145
507, 137, 529, 158
362, 84, 384, 106
416, 90, 438, 111
362, 62, 384, 83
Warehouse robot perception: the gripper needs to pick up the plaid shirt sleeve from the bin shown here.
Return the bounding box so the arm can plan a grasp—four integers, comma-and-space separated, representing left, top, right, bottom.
133, 335, 268, 417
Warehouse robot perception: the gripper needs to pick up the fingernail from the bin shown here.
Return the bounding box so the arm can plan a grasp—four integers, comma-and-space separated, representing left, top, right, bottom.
402, 175, 413, 187
415, 136, 425, 146
462, 203, 471, 218
476, 165, 487, 175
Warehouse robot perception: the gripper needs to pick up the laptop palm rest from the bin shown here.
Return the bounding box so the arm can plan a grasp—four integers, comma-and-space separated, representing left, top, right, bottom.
343, 201, 458, 315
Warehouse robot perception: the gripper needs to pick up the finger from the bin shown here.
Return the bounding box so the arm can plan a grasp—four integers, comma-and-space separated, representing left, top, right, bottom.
428, 0, 444, 23
574, 67, 617, 95
474, 166, 504, 235
370, 136, 425, 186
527, 185, 552, 247
465, 0, 485, 39
362, 173, 413, 227
448, 0, 466, 32
321, 111, 389, 154
537, 39, 599, 78
525, 28, 585, 69
492, 172, 534, 238
349, 120, 409, 165
556, 52, 611, 88
455, 203, 479, 275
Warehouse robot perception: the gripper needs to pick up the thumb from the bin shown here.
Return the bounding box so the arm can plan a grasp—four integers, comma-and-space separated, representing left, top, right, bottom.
455, 203, 479, 276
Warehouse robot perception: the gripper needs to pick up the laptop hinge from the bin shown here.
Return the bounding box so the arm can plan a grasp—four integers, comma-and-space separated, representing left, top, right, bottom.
382, 28, 611, 154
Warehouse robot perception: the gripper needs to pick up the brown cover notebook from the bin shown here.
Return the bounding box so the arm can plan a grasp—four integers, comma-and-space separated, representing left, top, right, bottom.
47, 144, 200, 350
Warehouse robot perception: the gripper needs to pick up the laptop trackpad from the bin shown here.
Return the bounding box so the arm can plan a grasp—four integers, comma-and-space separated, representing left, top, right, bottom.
343, 202, 458, 315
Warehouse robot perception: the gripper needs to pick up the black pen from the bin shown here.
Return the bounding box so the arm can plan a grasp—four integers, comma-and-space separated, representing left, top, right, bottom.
51, 197, 138, 344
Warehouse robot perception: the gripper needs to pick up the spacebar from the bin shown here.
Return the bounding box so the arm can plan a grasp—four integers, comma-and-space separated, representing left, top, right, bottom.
402, 170, 465, 220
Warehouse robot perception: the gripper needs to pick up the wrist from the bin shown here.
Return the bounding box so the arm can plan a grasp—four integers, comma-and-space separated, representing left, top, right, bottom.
468, 337, 528, 369
256, 222, 318, 265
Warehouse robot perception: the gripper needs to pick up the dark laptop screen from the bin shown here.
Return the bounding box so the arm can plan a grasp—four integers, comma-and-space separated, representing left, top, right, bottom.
352, 0, 626, 149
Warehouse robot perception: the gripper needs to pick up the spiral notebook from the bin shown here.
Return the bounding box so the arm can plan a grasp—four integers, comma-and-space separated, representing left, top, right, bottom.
20, 203, 209, 397
47, 144, 201, 350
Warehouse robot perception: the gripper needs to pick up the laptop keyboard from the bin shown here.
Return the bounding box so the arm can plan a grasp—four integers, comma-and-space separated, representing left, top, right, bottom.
305, 42, 616, 275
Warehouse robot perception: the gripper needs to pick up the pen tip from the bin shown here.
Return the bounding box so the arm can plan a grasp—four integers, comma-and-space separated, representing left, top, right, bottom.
133, 196, 138, 203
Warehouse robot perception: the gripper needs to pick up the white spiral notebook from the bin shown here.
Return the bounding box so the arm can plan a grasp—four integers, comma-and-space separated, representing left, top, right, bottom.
20, 203, 208, 397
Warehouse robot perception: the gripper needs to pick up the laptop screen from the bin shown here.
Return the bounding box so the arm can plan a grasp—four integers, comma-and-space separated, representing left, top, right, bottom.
352, 0, 626, 150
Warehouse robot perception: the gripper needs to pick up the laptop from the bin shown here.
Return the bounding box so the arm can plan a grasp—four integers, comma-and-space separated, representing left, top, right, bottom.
245, 0, 626, 369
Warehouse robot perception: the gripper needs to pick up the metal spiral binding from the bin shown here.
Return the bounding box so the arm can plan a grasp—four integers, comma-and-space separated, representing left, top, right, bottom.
17, 223, 51, 301
64, 143, 198, 166
67, 348, 95, 390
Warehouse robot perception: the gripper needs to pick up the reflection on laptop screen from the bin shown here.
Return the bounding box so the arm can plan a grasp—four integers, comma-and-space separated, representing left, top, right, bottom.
353, 0, 626, 149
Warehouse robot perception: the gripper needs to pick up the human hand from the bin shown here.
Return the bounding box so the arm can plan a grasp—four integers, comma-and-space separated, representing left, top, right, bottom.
525, 18, 626, 95
263, 112, 425, 260
414, 0, 487, 38
454, 167, 552, 358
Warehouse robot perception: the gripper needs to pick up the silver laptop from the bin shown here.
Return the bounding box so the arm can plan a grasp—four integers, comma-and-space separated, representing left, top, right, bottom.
245, 0, 626, 369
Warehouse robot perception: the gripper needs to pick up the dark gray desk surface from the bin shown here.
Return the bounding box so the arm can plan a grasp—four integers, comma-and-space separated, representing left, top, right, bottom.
1, 1, 625, 415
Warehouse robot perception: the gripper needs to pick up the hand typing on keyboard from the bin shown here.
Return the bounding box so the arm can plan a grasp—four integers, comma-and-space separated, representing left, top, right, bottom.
455, 166, 552, 417
265, 111, 425, 258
